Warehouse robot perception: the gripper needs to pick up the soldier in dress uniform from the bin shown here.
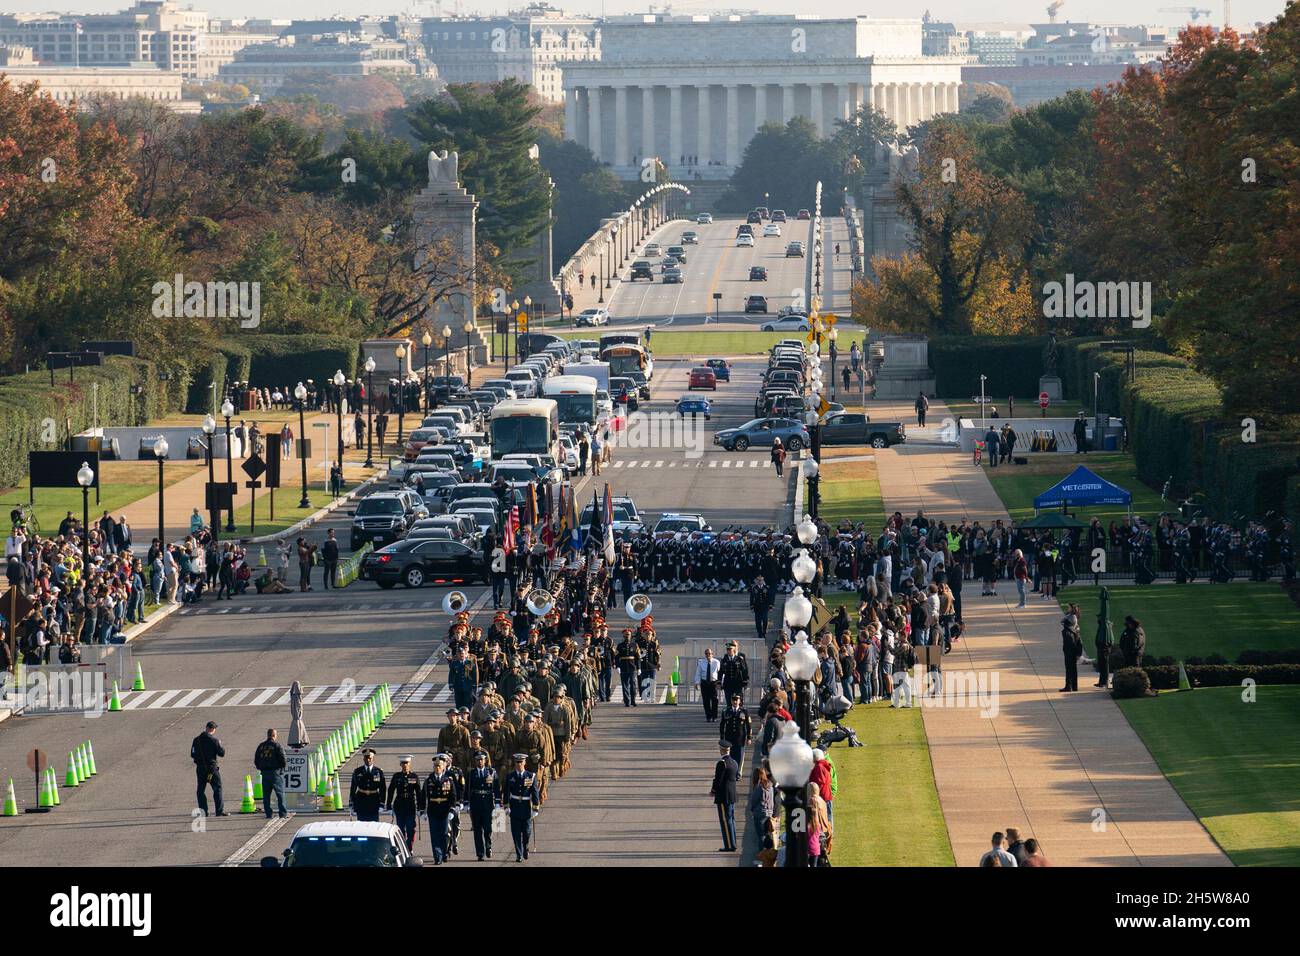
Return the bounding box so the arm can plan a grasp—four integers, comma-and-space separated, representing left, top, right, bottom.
385, 755, 423, 852
503, 753, 540, 862
422, 753, 459, 864
349, 748, 385, 822
616, 628, 641, 707
466, 749, 500, 861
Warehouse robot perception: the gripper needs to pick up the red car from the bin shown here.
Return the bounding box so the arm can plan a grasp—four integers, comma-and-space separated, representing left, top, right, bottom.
688, 367, 718, 390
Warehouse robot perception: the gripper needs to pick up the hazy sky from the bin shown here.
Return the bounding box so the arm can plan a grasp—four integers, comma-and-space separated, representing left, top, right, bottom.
2, 1, 1287, 31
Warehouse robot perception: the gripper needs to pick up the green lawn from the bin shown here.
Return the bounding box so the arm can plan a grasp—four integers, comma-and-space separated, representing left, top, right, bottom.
1119, 687, 1300, 866
985, 451, 1167, 522
1059, 583, 1300, 661
227, 487, 351, 538
822, 701, 955, 866
554, 329, 797, 357
818, 458, 886, 531
2, 462, 197, 536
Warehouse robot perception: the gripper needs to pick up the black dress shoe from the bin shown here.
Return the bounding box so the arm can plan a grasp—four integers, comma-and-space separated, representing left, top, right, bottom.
214, 811, 229, 817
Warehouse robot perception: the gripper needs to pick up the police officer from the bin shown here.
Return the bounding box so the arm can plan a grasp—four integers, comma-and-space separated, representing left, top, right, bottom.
503, 753, 540, 862
190, 720, 227, 816
466, 749, 500, 861
349, 748, 385, 822
385, 755, 423, 853
253, 728, 288, 819
422, 754, 459, 864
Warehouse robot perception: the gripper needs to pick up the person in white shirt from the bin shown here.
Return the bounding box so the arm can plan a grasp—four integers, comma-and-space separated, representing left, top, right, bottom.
276, 539, 291, 582
696, 647, 721, 722
979, 831, 1019, 867
5, 527, 24, 559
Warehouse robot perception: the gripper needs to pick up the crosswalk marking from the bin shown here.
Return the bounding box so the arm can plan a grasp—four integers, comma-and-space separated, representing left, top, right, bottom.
653, 460, 663, 468
223, 688, 256, 707
248, 687, 281, 707
174, 689, 207, 708
302, 685, 328, 705
197, 688, 232, 708
121, 691, 157, 710
405, 682, 434, 702
641, 460, 651, 467
709, 461, 717, 468
722, 460, 731, 468
146, 690, 185, 709
613, 461, 624, 468
103, 682, 457, 711
326, 685, 353, 704
750, 460, 759, 468
434, 684, 453, 704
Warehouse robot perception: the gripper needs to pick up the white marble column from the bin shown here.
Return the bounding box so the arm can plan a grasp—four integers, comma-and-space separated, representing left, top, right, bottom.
883, 84, 896, 128
912, 84, 924, 126
810, 82, 824, 137
642, 85, 655, 161
725, 83, 740, 167
950, 81, 961, 113
697, 84, 711, 164
867, 83, 878, 115
587, 86, 602, 161
614, 85, 629, 166
836, 83, 850, 124
754, 83, 767, 133
782, 83, 795, 123
564, 87, 578, 141
669, 84, 683, 166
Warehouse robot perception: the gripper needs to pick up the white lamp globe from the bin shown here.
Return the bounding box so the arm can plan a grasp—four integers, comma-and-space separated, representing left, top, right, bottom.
153, 437, 168, 460
220, 399, 235, 418
785, 629, 820, 682
796, 515, 819, 545
791, 550, 817, 584
76, 462, 94, 487
783, 586, 813, 629
767, 720, 815, 789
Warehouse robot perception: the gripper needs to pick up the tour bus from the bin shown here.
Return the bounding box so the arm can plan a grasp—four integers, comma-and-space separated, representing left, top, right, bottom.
599, 332, 642, 351
488, 398, 560, 462
600, 342, 653, 381
540, 375, 598, 428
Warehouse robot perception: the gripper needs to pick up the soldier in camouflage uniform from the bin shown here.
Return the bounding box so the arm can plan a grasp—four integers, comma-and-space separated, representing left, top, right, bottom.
545, 685, 577, 778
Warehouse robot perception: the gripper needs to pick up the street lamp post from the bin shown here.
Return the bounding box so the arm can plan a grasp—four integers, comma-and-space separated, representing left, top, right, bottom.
421, 330, 433, 413
607, 227, 618, 288
202, 414, 218, 544
828, 327, 839, 398
440, 324, 452, 384
364, 357, 376, 468
768, 719, 814, 869
395, 345, 407, 447
221, 398, 236, 531
523, 296, 532, 338
598, 246, 606, 304
980, 373, 987, 429
802, 455, 821, 521
294, 384, 309, 507
153, 436, 168, 550
332, 370, 346, 495
463, 320, 475, 388
77, 461, 94, 572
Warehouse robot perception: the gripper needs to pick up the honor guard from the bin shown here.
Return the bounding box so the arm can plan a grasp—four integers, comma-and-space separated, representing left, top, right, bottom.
504, 753, 540, 862
349, 748, 385, 822
422, 754, 459, 864
385, 755, 423, 852
467, 750, 500, 860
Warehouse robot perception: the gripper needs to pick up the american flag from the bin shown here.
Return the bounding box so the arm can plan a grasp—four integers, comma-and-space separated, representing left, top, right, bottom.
503, 505, 518, 552
602, 482, 615, 563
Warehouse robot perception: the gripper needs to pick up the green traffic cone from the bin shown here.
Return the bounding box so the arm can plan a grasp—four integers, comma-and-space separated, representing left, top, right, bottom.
132, 661, 146, 692
108, 681, 122, 712
50, 768, 60, 806
333, 774, 344, 813
64, 755, 79, 789
38, 771, 53, 808
3, 778, 18, 816
321, 776, 335, 812
252, 771, 264, 800
76, 745, 89, 783
239, 775, 257, 813
86, 741, 97, 775
316, 759, 330, 796
1177, 661, 1193, 691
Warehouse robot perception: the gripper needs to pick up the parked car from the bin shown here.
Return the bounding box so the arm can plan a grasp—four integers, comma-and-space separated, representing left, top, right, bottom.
705, 358, 731, 381
745, 295, 768, 314
362, 538, 486, 589
576, 307, 609, 327
749, 265, 768, 281
675, 396, 712, 419
713, 417, 809, 452
688, 366, 718, 390
760, 315, 810, 332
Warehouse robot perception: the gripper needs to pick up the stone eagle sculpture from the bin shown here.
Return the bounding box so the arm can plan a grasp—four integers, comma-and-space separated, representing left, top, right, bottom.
427, 149, 460, 186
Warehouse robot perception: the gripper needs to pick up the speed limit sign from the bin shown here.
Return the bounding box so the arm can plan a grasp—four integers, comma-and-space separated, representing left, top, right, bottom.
284, 751, 310, 793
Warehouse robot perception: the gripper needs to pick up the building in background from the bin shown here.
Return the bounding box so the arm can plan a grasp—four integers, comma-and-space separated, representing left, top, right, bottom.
423, 3, 599, 102
0, 41, 197, 111
217, 32, 417, 92
562, 13, 964, 180
0, 1, 208, 77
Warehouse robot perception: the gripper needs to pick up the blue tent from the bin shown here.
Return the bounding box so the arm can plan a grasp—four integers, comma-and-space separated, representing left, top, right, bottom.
1033, 465, 1132, 511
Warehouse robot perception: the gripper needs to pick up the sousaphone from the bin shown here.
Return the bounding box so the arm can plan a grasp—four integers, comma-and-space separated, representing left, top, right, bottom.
625, 593, 653, 621
525, 588, 556, 617
442, 590, 469, 615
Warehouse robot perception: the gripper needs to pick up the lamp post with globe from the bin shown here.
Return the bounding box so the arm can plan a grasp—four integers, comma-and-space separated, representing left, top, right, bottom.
293, 384, 310, 508
202, 414, 219, 543
420, 330, 433, 412
363, 357, 376, 469
332, 370, 346, 485
153, 436, 168, 549
76, 461, 94, 571
221, 398, 236, 530
395, 345, 407, 446
767, 719, 815, 868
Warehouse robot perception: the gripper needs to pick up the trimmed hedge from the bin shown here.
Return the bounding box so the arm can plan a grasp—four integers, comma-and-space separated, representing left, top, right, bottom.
0, 357, 171, 490
930, 335, 1048, 399
228, 334, 359, 389
1143, 664, 1300, 690
1112, 667, 1152, 698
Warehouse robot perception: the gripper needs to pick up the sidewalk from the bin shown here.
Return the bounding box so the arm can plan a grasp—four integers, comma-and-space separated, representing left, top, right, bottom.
115, 411, 383, 548
870, 414, 1230, 866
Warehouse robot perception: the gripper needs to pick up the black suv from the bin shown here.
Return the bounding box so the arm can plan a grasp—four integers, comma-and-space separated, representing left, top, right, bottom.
350, 493, 418, 549
630, 259, 654, 281
745, 295, 768, 314
749, 266, 768, 281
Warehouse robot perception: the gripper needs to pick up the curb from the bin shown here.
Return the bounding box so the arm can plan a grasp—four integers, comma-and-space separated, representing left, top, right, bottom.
242, 473, 382, 545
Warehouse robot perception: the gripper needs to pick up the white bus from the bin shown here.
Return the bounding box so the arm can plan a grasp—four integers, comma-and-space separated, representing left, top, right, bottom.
541, 375, 598, 427
488, 398, 560, 462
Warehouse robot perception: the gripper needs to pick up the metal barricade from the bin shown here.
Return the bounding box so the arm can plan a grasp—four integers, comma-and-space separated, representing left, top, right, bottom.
681, 638, 767, 707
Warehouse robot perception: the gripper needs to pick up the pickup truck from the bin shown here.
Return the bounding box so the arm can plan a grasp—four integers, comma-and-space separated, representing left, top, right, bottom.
819, 412, 906, 448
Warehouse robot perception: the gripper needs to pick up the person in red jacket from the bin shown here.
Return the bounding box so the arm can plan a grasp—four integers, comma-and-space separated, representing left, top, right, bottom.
1012, 549, 1030, 608
808, 749, 832, 818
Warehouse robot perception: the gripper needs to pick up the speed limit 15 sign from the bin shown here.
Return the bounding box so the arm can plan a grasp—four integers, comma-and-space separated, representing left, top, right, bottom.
284, 752, 311, 793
